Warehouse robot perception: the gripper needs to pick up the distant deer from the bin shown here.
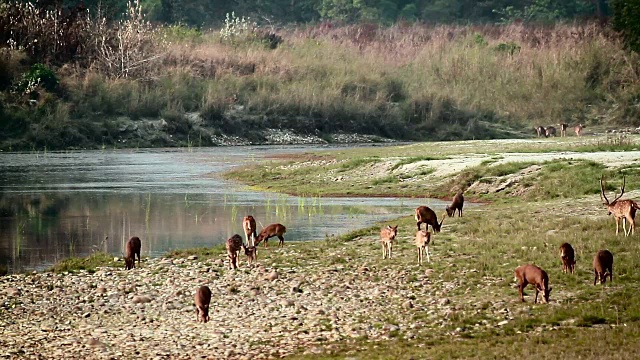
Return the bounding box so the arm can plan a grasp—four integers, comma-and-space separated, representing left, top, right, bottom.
242, 215, 257, 246
535, 126, 546, 138
558, 123, 568, 137
124, 236, 141, 270
545, 126, 557, 137
415, 229, 432, 264
559, 242, 576, 274
574, 124, 585, 137
243, 244, 257, 265
600, 175, 639, 236
380, 225, 398, 259
514, 264, 552, 304
415, 206, 444, 233
194, 285, 212, 323
226, 234, 244, 269
445, 191, 464, 217
255, 223, 287, 248
593, 249, 613, 285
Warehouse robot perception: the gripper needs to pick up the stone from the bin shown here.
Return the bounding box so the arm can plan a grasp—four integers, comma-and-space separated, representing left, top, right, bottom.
266, 271, 278, 281
132, 295, 152, 304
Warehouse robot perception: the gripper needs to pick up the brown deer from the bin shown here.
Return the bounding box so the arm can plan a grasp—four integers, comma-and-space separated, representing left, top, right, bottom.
415, 229, 432, 264
243, 244, 257, 265
242, 215, 257, 247
545, 126, 557, 137
445, 191, 464, 217
415, 206, 444, 233
535, 126, 546, 138
593, 249, 613, 285
255, 223, 287, 248
226, 234, 244, 269
124, 236, 141, 270
600, 175, 639, 236
194, 285, 212, 323
574, 124, 585, 137
558, 123, 568, 137
514, 264, 552, 304
380, 225, 398, 259
559, 242, 576, 274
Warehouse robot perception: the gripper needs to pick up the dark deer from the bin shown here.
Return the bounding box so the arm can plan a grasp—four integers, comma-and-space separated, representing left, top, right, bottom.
226, 234, 243, 269
600, 175, 639, 236
574, 124, 585, 137
124, 236, 141, 270
194, 285, 212, 323
445, 191, 464, 217
535, 126, 546, 138
559, 242, 576, 274
593, 249, 613, 285
415, 206, 444, 233
415, 229, 432, 264
514, 264, 552, 304
243, 244, 257, 265
545, 126, 557, 137
379, 225, 398, 259
558, 123, 568, 137
242, 215, 257, 247
255, 223, 287, 248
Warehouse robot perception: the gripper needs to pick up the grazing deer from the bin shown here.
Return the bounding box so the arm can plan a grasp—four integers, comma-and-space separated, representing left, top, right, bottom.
226, 234, 244, 269
593, 249, 613, 285
514, 264, 552, 304
124, 236, 141, 270
415, 229, 432, 264
557, 123, 568, 137
545, 126, 557, 137
380, 225, 398, 259
535, 126, 546, 138
255, 223, 287, 248
415, 206, 444, 233
242, 215, 257, 247
559, 242, 576, 274
194, 285, 212, 323
243, 244, 257, 265
600, 175, 639, 236
574, 124, 585, 137
445, 191, 464, 217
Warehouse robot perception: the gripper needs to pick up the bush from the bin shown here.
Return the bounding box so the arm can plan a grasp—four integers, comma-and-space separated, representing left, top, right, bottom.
612, 0, 640, 52
14, 63, 59, 95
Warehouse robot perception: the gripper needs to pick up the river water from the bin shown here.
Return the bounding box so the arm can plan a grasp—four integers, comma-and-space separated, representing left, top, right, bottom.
0, 145, 447, 273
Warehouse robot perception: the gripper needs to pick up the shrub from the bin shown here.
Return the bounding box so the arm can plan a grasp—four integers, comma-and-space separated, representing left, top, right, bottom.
14, 63, 59, 95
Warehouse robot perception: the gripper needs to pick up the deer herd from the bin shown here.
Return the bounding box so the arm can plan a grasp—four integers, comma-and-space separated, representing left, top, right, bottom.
536, 123, 585, 138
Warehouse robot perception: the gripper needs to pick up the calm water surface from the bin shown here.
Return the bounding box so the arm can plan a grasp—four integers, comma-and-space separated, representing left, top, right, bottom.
0, 145, 448, 272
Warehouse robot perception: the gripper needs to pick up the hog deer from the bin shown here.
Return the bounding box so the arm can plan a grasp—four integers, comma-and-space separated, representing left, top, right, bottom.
593, 249, 613, 285
574, 124, 585, 137
255, 223, 287, 248
194, 285, 212, 323
226, 234, 244, 269
243, 244, 257, 265
514, 264, 552, 304
445, 192, 464, 217
558, 123, 568, 137
545, 126, 557, 137
415, 206, 444, 233
600, 175, 639, 236
380, 225, 398, 259
242, 215, 257, 247
124, 236, 141, 270
415, 230, 432, 264
535, 126, 546, 138
559, 242, 576, 274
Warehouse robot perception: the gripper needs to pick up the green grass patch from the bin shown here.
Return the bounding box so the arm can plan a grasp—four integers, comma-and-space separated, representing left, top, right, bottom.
49, 252, 118, 273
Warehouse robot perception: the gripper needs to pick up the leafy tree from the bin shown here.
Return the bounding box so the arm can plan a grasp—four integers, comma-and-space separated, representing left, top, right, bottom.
611, 0, 640, 52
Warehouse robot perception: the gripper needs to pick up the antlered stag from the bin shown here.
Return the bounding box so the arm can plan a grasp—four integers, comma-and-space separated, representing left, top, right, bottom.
445, 192, 464, 217
559, 242, 576, 274
415, 229, 431, 264
124, 236, 141, 270
593, 249, 613, 285
194, 285, 212, 323
379, 225, 398, 259
514, 264, 552, 304
255, 223, 287, 248
600, 175, 639, 236
242, 215, 257, 246
415, 206, 444, 233
226, 234, 244, 269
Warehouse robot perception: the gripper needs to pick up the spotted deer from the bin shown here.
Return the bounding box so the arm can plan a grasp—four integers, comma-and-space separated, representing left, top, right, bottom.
415, 206, 444, 233
226, 234, 244, 269
593, 249, 613, 285
242, 215, 257, 247
124, 236, 141, 270
445, 191, 464, 217
514, 264, 552, 304
600, 175, 639, 236
557, 123, 568, 137
380, 225, 398, 259
415, 229, 432, 264
545, 126, 557, 137
535, 126, 546, 138
559, 242, 576, 274
194, 285, 212, 323
574, 124, 585, 137
255, 223, 287, 248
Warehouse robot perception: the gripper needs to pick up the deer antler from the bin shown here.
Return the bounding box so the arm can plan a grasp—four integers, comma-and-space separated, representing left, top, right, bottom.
612, 175, 626, 204
600, 175, 609, 205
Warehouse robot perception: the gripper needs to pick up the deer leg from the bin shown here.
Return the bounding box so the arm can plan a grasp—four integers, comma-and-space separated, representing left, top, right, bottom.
382, 243, 386, 259
623, 217, 628, 237
616, 217, 620, 236
426, 244, 431, 263
594, 269, 598, 285
278, 235, 285, 247
534, 285, 540, 304
518, 282, 527, 302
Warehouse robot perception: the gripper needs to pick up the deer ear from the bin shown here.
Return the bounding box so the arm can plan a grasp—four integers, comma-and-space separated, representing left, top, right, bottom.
393, 225, 398, 230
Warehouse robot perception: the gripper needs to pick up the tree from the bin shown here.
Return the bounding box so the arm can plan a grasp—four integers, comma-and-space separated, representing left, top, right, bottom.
611, 0, 640, 52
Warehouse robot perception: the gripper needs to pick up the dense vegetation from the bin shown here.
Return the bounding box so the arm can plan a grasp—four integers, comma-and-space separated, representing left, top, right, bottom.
1, 0, 640, 150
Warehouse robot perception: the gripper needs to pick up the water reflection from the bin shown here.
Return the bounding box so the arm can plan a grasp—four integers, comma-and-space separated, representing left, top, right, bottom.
0, 146, 445, 272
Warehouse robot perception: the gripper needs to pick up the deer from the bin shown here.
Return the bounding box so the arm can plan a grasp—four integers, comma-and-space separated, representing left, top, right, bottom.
514, 264, 552, 304
574, 123, 585, 137
593, 249, 613, 285
255, 223, 287, 248
226, 234, 244, 269
557, 123, 568, 137
600, 175, 639, 236
242, 244, 257, 265
445, 191, 464, 217
124, 236, 141, 270
559, 242, 576, 274
545, 126, 557, 137
415, 229, 432, 264
194, 285, 212, 323
535, 126, 546, 138
380, 225, 398, 259
415, 206, 444, 233
242, 215, 257, 247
